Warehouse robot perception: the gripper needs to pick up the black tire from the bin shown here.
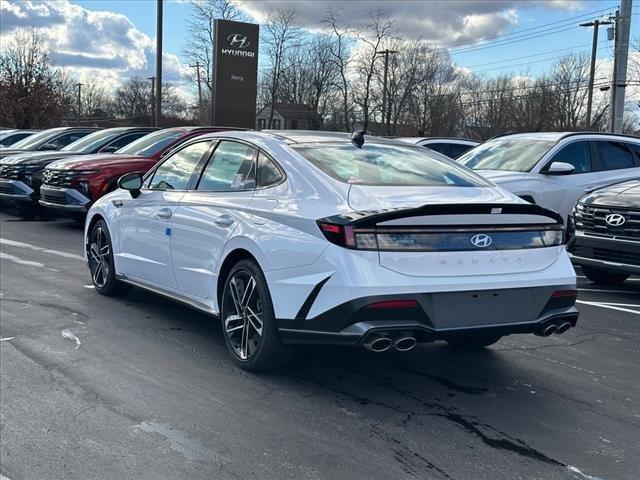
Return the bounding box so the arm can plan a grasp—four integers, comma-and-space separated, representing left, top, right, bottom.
88, 220, 130, 296
582, 266, 629, 285
447, 335, 502, 350
220, 259, 291, 371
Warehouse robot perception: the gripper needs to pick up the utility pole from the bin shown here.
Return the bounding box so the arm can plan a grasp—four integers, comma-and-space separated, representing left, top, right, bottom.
190, 62, 203, 125
610, 0, 632, 133
155, 0, 163, 127
376, 49, 399, 135
147, 76, 156, 127
580, 19, 612, 128
75, 83, 83, 121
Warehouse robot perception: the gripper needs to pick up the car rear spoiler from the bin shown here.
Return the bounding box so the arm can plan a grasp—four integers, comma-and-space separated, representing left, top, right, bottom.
318, 203, 564, 228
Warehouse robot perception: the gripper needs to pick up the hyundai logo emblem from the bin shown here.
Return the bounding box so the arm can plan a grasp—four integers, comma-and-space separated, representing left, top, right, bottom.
470, 233, 493, 248
227, 33, 250, 49
605, 213, 626, 227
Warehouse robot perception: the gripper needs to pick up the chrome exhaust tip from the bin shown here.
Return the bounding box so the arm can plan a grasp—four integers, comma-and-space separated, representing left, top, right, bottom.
556, 322, 571, 334
535, 324, 557, 337
542, 324, 557, 337
394, 336, 417, 352
363, 335, 393, 353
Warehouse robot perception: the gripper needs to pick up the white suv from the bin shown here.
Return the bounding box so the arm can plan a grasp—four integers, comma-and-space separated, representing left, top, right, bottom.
457, 132, 640, 220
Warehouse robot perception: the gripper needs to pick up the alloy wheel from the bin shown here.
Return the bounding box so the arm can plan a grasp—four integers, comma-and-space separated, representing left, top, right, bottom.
89, 226, 110, 288
223, 270, 264, 360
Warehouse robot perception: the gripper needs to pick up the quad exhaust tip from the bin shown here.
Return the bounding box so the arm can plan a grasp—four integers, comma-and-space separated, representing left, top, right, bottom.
556, 322, 571, 334
364, 332, 418, 352
363, 335, 393, 353
535, 324, 557, 337
394, 336, 417, 352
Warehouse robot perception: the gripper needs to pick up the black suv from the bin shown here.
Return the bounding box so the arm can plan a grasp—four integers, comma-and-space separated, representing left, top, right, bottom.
569, 179, 640, 284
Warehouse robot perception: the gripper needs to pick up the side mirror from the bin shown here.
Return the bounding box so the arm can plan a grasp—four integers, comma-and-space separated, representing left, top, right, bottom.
100, 146, 118, 153
40, 143, 58, 151
545, 161, 575, 175
118, 172, 142, 198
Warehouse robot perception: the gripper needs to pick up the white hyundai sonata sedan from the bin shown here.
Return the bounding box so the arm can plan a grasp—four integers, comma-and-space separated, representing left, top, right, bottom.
84, 130, 578, 370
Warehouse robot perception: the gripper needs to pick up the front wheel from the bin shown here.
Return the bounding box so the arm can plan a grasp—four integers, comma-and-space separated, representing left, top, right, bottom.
88, 220, 130, 296
447, 335, 502, 350
582, 266, 629, 286
220, 259, 290, 371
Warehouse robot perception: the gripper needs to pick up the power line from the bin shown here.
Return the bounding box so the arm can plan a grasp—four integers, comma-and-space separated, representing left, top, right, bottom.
434, 5, 615, 52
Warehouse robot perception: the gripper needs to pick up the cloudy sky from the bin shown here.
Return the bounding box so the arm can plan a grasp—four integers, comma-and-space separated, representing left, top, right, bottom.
0, 0, 636, 99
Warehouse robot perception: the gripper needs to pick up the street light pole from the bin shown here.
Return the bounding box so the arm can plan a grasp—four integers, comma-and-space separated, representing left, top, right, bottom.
147, 76, 156, 127
75, 83, 83, 121
580, 19, 612, 128
376, 49, 398, 135
155, 0, 163, 127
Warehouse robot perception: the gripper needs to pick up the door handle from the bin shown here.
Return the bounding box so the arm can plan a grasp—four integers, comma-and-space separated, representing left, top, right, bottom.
155, 208, 173, 220
214, 215, 235, 227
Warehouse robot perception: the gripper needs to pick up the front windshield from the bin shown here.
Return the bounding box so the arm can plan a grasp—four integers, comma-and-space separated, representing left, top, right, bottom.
294, 142, 491, 187
61, 129, 121, 153
457, 138, 556, 172
116, 129, 184, 156
6, 128, 65, 149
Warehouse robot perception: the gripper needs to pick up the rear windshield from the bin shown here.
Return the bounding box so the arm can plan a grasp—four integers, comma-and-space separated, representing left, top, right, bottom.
116, 129, 184, 156
7, 128, 66, 149
293, 142, 490, 187
457, 138, 556, 172
61, 129, 123, 153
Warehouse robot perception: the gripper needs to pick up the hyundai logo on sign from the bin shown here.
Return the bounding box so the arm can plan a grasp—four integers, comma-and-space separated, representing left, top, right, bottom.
227, 33, 250, 49
470, 233, 493, 248
605, 213, 626, 227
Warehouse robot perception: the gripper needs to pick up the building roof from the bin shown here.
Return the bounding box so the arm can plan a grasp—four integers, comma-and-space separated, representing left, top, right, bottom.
257, 103, 319, 120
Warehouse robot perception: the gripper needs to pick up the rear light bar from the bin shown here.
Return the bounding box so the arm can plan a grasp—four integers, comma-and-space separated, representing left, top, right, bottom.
551, 290, 578, 298
366, 300, 419, 309
317, 221, 565, 251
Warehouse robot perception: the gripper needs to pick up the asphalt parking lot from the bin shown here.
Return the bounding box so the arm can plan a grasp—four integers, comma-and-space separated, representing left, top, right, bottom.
1, 210, 638, 480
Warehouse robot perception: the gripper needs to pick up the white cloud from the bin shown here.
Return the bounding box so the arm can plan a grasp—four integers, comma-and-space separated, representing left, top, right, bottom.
237, 0, 582, 44
0, 0, 190, 93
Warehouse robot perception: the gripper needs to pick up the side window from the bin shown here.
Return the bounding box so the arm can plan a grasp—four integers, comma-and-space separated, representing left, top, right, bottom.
103, 132, 149, 151
272, 119, 281, 129
595, 141, 635, 171
148, 141, 210, 190
50, 132, 88, 148
197, 141, 256, 191
448, 144, 474, 159
257, 119, 266, 130
257, 152, 284, 188
424, 143, 448, 156
628, 143, 640, 164
549, 141, 591, 173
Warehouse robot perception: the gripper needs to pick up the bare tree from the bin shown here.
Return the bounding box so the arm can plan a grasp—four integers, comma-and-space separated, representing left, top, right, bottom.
324, 11, 355, 131
263, 8, 301, 128
352, 10, 393, 132
183, 0, 244, 121
113, 77, 187, 122
0, 28, 61, 128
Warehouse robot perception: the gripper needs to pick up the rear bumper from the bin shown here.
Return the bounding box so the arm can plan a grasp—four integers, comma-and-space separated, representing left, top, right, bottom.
39, 186, 90, 212
0, 179, 36, 204
568, 231, 640, 275
277, 285, 578, 345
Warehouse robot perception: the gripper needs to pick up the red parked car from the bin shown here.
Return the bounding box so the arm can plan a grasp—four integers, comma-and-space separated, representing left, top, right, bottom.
38, 127, 233, 219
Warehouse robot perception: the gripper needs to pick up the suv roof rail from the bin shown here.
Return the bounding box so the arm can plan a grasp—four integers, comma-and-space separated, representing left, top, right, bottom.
558, 131, 640, 141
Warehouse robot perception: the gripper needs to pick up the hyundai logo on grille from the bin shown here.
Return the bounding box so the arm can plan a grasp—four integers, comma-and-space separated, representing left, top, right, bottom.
470, 233, 493, 248
605, 213, 626, 227
227, 33, 250, 49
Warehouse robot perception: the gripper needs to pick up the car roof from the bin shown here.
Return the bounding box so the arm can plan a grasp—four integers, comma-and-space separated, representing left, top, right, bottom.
491, 131, 640, 142
397, 137, 479, 144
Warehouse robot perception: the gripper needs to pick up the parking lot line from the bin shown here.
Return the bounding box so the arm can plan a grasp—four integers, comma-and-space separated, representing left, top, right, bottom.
576, 300, 640, 315
0, 237, 84, 261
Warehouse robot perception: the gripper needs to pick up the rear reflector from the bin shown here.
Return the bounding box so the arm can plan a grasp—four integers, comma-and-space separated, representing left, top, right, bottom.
366, 300, 419, 309
551, 290, 578, 298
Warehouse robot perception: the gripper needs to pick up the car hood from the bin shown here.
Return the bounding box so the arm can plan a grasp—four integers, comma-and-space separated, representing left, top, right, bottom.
0, 151, 82, 167
0, 148, 28, 159
347, 185, 519, 210
580, 178, 640, 209
473, 170, 531, 184
46, 153, 151, 170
